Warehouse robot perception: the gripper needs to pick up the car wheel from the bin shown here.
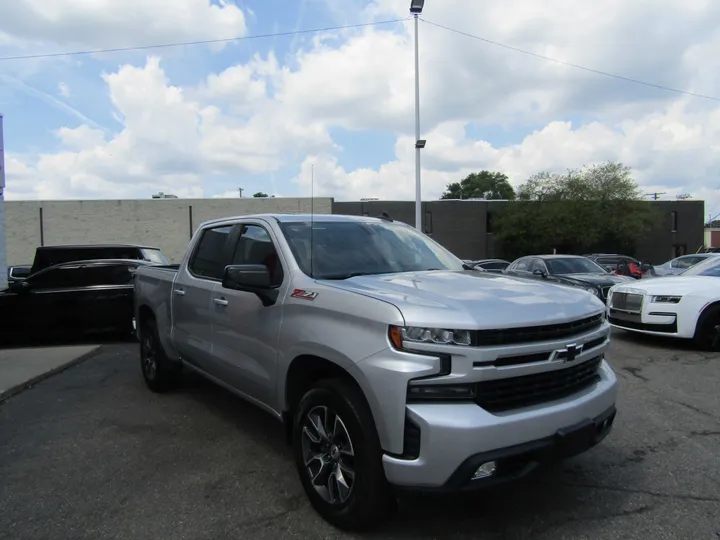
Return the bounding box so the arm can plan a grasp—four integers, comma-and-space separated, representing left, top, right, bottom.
693, 305, 720, 351
292, 378, 396, 530
140, 318, 181, 392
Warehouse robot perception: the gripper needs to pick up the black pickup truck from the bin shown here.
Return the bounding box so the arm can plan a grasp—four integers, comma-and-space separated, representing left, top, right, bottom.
28, 243, 168, 275
0, 259, 155, 347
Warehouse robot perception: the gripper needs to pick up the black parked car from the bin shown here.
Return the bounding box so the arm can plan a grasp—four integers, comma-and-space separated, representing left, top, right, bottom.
504, 255, 634, 303
0, 259, 152, 347
469, 259, 510, 273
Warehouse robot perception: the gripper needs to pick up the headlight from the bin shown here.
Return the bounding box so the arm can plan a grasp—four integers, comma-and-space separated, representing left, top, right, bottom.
651, 295, 682, 304
389, 325, 472, 347
586, 287, 599, 296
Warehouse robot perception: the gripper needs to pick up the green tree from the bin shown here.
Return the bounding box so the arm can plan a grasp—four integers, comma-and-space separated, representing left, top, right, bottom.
253, 192, 269, 198
441, 171, 516, 200
494, 162, 658, 259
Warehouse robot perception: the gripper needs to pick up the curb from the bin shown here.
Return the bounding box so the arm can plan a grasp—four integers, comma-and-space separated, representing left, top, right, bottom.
0, 346, 105, 403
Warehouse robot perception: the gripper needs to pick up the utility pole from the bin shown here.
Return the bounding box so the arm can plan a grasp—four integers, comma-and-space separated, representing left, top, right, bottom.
645, 192, 666, 201
410, 0, 426, 231
238, 188, 244, 198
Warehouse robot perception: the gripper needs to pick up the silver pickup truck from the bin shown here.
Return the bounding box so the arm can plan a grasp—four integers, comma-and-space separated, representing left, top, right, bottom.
134, 213, 618, 530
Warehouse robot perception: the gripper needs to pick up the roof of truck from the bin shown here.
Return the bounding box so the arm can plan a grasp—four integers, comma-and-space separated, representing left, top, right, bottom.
37, 243, 160, 250
201, 213, 394, 227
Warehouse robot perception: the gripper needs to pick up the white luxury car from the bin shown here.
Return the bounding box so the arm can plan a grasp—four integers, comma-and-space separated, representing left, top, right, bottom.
607, 256, 720, 350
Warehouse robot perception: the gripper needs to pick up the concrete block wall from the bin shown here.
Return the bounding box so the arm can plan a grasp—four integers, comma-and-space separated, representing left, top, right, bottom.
5, 197, 332, 265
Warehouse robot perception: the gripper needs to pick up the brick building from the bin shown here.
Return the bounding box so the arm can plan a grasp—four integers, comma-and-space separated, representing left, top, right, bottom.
2, 196, 705, 266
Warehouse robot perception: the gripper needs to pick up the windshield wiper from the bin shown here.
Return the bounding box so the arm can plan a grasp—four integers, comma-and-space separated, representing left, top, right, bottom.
320, 272, 383, 280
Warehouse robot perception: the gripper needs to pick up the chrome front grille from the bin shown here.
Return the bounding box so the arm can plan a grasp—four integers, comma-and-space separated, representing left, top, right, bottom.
610, 292, 643, 312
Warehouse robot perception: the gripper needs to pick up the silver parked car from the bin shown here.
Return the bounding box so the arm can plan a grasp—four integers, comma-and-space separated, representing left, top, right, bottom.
133, 213, 618, 530
651, 253, 720, 277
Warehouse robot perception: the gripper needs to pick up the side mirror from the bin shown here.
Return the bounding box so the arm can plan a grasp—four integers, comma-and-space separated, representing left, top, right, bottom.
532, 269, 547, 278
640, 262, 651, 272
603, 266, 612, 273
222, 264, 278, 306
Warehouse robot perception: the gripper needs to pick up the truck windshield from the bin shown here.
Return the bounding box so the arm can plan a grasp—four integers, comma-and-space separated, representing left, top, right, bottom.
279, 220, 465, 279
546, 258, 607, 275
680, 256, 720, 277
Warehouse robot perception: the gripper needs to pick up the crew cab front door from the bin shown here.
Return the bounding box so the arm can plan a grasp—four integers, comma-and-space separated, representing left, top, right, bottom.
211, 221, 287, 407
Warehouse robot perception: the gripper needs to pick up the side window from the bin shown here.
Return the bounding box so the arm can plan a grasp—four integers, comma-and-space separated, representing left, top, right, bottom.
514, 259, 529, 272
231, 225, 284, 287
675, 256, 695, 269
530, 259, 546, 273
189, 225, 234, 280
28, 266, 86, 289
82, 265, 135, 286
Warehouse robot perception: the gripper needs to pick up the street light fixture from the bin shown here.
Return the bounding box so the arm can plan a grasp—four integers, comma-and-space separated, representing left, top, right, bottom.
410, 0, 425, 230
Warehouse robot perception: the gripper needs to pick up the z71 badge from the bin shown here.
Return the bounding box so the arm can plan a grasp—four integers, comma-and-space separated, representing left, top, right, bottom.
290, 289, 319, 301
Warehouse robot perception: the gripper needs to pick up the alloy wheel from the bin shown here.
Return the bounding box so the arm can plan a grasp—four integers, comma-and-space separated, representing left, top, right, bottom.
301, 405, 356, 505
142, 333, 157, 380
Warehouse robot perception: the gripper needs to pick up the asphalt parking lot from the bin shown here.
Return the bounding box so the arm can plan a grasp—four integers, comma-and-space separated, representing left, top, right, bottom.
1, 331, 719, 540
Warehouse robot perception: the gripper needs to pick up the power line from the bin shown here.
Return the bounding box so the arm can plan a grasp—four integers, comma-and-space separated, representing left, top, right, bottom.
421, 18, 720, 103
0, 18, 408, 62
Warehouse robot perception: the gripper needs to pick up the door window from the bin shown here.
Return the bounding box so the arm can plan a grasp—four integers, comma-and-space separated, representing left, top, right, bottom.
673, 256, 692, 269
27, 266, 87, 289
513, 259, 530, 272
530, 259, 547, 273
231, 225, 284, 286
188, 225, 234, 280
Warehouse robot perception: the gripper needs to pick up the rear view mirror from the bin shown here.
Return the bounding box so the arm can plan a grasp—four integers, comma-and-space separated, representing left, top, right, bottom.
222, 264, 277, 306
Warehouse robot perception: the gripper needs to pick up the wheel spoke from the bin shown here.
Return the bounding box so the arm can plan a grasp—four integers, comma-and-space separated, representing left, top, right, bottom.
338, 460, 355, 482
310, 458, 333, 487
332, 464, 352, 502
308, 409, 330, 443
302, 425, 322, 445
332, 415, 354, 456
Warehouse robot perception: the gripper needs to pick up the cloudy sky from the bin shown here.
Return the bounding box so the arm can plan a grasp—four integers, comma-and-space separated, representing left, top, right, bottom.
0, 0, 718, 218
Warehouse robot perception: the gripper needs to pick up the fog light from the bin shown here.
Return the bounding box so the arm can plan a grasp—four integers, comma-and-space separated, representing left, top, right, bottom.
471, 461, 497, 480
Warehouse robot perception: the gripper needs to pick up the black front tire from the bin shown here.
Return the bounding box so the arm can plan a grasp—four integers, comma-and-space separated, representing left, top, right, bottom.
140, 318, 182, 392
292, 378, 396, 530
693, 305, 720, 351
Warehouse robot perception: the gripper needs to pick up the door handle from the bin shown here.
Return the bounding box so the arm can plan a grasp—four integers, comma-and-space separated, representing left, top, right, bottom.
214, 298, 229, 306
174, 289, 186, 296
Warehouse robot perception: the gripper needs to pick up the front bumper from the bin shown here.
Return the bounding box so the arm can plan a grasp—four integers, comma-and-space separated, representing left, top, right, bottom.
382, 359, 617, 489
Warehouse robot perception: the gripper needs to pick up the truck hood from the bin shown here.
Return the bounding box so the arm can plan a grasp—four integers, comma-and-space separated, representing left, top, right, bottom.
321, 270, 605, 329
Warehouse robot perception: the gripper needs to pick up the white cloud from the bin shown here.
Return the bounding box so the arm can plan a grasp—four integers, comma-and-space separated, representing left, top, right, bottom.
2, 0, 719, 219
0, 0, 247, 50
4, 55, 334, 200
291, 98, 720, 214
58, 82, 70, 97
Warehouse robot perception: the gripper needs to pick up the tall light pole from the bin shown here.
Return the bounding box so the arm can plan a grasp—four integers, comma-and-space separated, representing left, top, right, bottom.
410, 0, 426, 230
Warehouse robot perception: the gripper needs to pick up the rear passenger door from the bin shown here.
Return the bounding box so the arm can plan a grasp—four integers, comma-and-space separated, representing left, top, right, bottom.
211, 221, 288, 407
173, 224, 236, 373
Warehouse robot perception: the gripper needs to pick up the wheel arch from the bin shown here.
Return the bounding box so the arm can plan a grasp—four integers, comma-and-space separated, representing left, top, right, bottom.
282, 354, 379, 447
